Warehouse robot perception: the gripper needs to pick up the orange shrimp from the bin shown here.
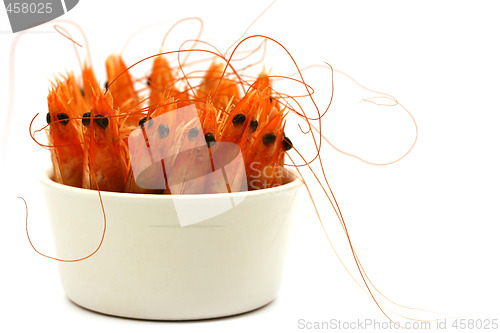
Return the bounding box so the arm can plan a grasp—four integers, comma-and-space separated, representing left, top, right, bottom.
81, 62, 100, 108
197, 99, 218, 139
125, 120, 166, 194
161, 107, 208, 194
126, 92, 180, 194
244, 108, 288, 190
218, 73, 270, 145
105, 54, 143, 131
196, 61, 241, 111
46, 79, 84, 188
81, 90, 129, 192
56, 72, 88, 117
147, 55, 179, 109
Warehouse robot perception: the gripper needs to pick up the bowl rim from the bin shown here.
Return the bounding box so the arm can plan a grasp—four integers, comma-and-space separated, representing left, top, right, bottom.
40, 167, 303, 200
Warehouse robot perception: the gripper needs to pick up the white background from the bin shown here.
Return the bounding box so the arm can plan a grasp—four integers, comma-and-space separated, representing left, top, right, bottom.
1, 0, 499, 332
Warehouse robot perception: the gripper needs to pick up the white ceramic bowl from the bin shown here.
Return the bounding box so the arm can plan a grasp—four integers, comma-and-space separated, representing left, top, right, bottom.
40, 169, 302, 320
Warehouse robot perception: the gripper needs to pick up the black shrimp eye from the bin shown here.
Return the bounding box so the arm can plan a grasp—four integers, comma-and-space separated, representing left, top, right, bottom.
80, 87, 85, 96
249, 120, 258, 132
232, 113, 246, 125
146, 76, 151, 86
82, 112, 91, 127
95, 115, 109, 129
188, 127, 199, 139
104, 81, 108, 90
139, 116, 154, 128
282, 136, 293, 151
205, 132, 216, 147
57, 113, 70, 126
262, 133, 277, 145
269, 97, 273, 103
46, 112, 51, 124
158, 124, 170, 139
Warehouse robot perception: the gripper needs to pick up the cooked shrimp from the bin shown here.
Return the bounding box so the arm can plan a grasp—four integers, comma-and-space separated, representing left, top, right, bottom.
81, 90, 129, 192
105, 54, 143, 131
196, 61, 241, 111
244, 107, 286, 190
147, 55, 179, 109
218, 72, 270, 145
81, 62, 100, 107
46, 79, 84, 188
126, 93, 179, 194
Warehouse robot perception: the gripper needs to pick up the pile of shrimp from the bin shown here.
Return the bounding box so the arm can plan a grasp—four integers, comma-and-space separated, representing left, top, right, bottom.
44, 52, 294, 194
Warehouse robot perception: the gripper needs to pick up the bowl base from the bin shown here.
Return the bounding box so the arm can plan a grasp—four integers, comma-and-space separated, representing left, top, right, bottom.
66, 295, 276, 321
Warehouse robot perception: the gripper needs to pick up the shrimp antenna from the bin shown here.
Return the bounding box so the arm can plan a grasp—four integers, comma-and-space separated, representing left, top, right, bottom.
2, 20, 91, 172
224, 0, 276, 57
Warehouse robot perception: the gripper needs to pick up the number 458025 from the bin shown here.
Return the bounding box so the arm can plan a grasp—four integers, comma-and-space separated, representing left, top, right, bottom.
452, 319, 498, 330
5, 2, 53, 14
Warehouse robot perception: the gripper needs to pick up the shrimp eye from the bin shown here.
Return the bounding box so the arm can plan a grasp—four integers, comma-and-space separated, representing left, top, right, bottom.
82, 112, 91, 127
282, 136, 293, 151
95, 115, 109, 129
158, 124, 169, 139
80, 87, 85, 96
262, 133, 276, 145
57, 113, 70, 126
82, 113, 108, 129
139, 117, 147, 126
46, 112, 51, 124
188, 127, 199, 139
146, 76, 151, 86
232, 113, 246, 125
205, 132, 216, 147
139, 116, 153, 128
269, 97, 273, 103
249, 120, 258, 132
104, 81, 108, 90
